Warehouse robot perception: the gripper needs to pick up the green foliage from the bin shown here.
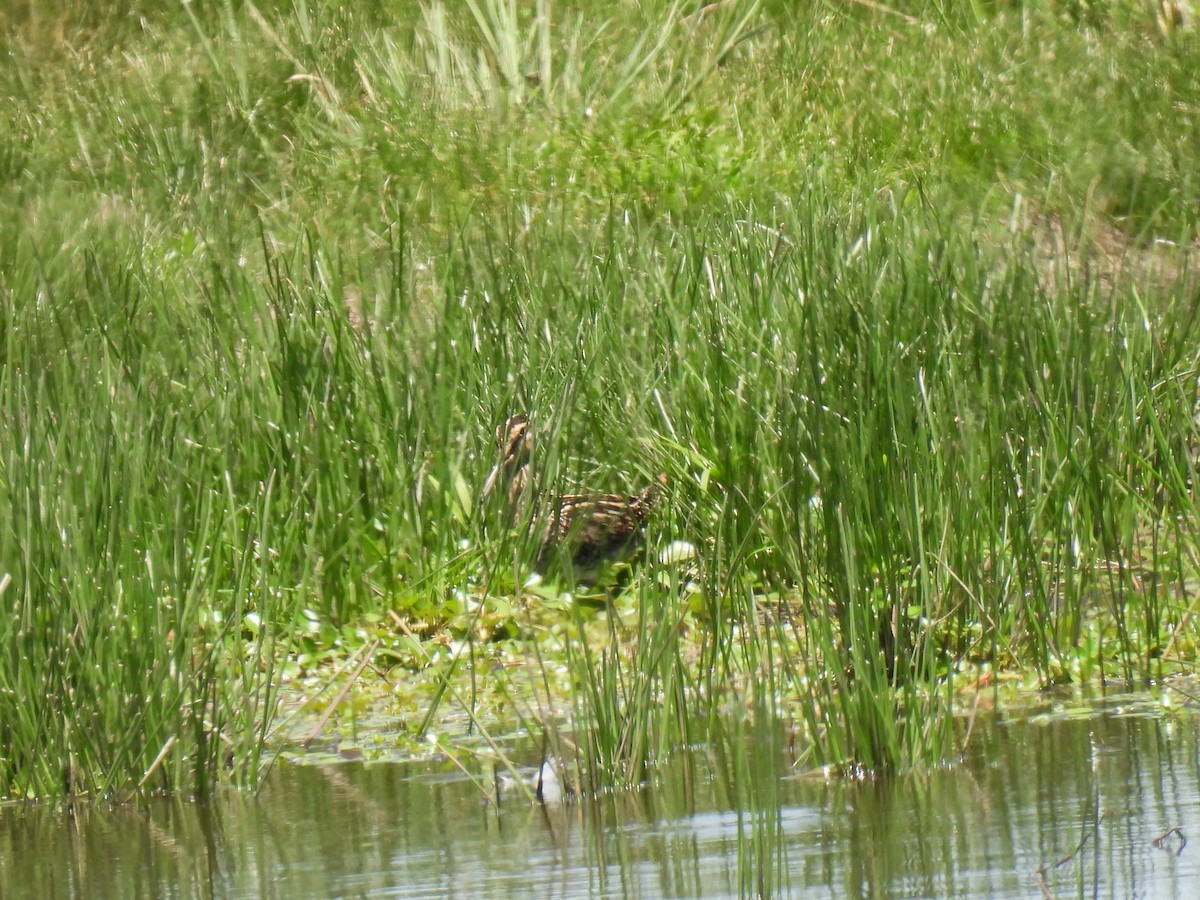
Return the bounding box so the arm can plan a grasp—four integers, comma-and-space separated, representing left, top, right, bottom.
2, 0, 1200, 803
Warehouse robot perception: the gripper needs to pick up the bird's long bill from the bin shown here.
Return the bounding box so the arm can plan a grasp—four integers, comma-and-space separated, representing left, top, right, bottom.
481, 462, 503, 500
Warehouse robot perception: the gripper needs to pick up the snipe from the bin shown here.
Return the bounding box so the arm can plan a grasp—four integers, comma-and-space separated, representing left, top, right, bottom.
482, 414, 665, 582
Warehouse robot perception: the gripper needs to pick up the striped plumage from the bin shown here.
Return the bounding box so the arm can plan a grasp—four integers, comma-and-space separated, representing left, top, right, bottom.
482, 414, 534, 506
482, 414, 664, 581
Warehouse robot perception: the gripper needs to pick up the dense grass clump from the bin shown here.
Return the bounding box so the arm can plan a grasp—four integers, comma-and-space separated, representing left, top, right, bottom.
2, 0, 1199, 803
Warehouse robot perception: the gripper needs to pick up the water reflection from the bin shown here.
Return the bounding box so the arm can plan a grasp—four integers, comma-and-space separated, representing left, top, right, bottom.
2, 696, 1198, 898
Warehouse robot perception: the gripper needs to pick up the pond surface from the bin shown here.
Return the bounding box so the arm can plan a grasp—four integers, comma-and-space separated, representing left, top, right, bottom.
3, 690, 1199, 898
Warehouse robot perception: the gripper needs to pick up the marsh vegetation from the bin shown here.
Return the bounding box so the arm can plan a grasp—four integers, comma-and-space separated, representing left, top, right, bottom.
2, 0, 1199, 807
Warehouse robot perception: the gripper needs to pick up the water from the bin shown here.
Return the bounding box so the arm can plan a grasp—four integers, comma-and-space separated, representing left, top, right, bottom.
3, 693, 1198, 898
